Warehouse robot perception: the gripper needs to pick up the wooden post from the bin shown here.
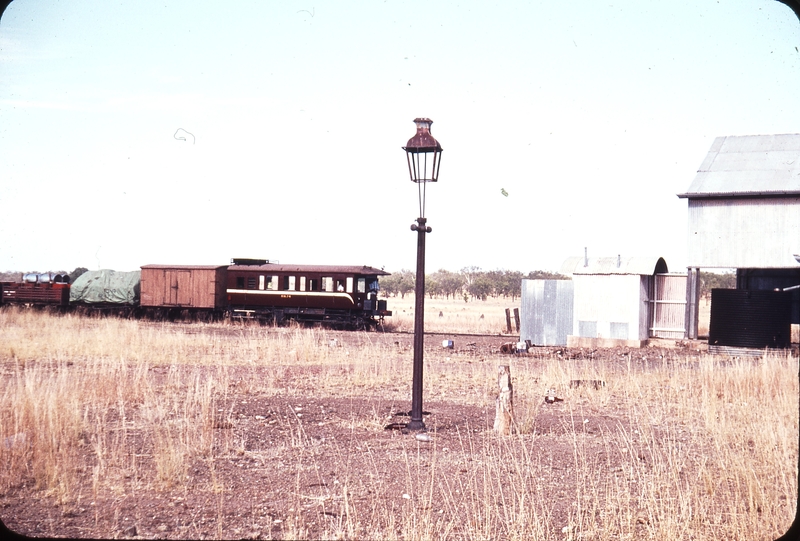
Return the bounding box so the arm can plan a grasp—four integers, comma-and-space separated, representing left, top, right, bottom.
493, 365, 514, 435
505, 308, 512, 334
513, 307, 520, 332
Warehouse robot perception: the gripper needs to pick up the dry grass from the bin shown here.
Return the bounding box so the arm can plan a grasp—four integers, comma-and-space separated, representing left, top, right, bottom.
383, 294, 518, 335
0, 306, 797, 540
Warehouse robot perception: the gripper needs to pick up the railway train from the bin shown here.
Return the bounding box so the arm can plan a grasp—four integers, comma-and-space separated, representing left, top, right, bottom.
0, 259, 392, 329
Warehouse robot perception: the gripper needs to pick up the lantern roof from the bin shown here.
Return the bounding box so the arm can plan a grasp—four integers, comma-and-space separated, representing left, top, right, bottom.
403, 118, 443, 153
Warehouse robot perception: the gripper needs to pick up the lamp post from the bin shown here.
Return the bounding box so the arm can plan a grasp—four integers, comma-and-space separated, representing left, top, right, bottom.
402, 118, 443, 431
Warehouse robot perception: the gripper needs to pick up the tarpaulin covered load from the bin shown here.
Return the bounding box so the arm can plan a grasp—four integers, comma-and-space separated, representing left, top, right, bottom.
69, 269, 141, 305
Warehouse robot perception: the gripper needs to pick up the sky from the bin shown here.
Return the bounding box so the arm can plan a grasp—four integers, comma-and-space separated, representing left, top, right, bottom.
1, 0, 800, 275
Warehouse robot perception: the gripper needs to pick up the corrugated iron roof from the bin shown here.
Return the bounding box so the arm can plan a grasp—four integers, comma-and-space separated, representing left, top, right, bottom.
678, 134, 800, 198
560, 256, 668, 276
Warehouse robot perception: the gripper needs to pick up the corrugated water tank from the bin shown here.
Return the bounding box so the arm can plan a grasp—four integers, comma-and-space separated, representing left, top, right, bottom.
708, 289, 792, 349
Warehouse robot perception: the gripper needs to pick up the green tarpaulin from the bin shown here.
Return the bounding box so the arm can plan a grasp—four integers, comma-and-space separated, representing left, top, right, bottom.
69, 269, 141, 305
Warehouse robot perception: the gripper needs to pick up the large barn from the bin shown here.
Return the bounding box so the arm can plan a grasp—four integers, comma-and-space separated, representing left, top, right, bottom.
678, 134, 800, 341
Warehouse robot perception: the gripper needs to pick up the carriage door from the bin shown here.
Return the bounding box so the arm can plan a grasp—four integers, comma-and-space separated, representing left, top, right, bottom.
165, 270, 191, 306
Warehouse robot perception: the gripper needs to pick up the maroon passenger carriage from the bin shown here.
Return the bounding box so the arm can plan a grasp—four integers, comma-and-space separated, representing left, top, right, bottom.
225, 259, 391, 328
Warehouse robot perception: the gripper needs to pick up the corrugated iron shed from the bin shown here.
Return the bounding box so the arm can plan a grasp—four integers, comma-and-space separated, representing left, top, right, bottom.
678, 134, 800, 198
559, 256, 678, 345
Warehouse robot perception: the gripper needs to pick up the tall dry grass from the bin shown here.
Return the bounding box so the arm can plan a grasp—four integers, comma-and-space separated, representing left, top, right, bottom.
385, 294, 517, 335
0, 306, 797, 539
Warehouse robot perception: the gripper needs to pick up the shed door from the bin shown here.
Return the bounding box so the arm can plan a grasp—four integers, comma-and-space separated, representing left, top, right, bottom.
165, 270, 191, 306
650, 273, 687, 339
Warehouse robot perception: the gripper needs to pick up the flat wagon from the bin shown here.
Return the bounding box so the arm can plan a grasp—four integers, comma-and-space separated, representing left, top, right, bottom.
0, 273, 71, 308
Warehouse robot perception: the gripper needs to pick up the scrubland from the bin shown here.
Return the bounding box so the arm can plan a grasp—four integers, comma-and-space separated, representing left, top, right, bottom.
0, 299, 797, 540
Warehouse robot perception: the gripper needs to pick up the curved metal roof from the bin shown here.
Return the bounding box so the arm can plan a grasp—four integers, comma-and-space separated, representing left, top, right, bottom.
560, 256, 668, 276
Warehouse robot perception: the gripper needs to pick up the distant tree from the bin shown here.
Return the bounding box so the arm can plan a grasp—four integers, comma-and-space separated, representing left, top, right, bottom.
699, 270, 736, 299
526, 270, 571, 280
460, 266, 482, 288
385, 266, 568, 300
397, 270, 416, 298
69, 267, 89, 283
380, 273, 400, 297
429, 269, 464, 299
0, 271, 22, 282
495, 270, 524, 300
425, 274, 441, 299
467, 274, 493, 301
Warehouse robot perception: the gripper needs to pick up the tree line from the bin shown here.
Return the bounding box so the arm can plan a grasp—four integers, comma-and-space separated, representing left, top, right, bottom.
379, 267, 569, 301
380, 268, 738, 302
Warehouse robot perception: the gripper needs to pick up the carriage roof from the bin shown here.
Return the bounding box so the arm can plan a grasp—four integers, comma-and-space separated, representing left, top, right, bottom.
227, 264, 389, 276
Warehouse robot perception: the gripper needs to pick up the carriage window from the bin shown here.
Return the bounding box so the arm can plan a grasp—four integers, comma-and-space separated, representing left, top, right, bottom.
357, 278, 366, 293
259, 275, 265, 290
299, 276, 306, 291
284, 276, 296, 291
237, 277, 245, 289
322, 277, 334, 292
346, 277, 353, 293
308, 278, 318, 291
267, 276, 278, 290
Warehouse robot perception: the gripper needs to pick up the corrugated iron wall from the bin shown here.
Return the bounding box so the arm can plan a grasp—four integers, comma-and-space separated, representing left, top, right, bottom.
520, 279, 573, 346
650, 273, 687, 339
687, 198, 800, 268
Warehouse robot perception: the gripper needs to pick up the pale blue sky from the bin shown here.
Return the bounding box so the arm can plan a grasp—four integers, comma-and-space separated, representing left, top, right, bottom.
1, 1, 799, 274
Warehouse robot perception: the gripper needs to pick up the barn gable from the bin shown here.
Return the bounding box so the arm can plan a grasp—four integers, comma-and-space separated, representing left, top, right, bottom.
678, 134, 800, 269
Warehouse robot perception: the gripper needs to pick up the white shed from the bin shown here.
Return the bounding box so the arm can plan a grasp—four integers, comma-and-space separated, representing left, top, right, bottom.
560, 255, 670, 348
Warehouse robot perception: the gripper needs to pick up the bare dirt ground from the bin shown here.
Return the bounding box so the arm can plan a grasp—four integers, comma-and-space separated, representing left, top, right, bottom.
0, 325, 729, 541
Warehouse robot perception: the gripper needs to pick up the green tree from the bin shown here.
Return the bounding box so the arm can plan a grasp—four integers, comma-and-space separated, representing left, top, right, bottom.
467, 274, 493, 301
69, 267, 89, 283
496, 270, 524, 300
699, 270, 736, 298
425, 274, 440, 299
526, 270, 570, 280
430, 269, 464, 299
381, 269, 416, 299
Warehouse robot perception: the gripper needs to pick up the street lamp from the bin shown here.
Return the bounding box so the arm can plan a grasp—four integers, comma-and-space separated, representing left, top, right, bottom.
403, 118, 443, 431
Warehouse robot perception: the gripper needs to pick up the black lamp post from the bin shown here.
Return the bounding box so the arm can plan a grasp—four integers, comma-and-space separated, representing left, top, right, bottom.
402, 118, 443, 431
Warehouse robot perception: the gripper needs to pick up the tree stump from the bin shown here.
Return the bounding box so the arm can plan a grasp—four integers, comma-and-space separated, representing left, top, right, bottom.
493, 365, 514, 435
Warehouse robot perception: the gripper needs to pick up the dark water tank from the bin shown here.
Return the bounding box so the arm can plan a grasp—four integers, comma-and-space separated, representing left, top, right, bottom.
708, 289, 792, 349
